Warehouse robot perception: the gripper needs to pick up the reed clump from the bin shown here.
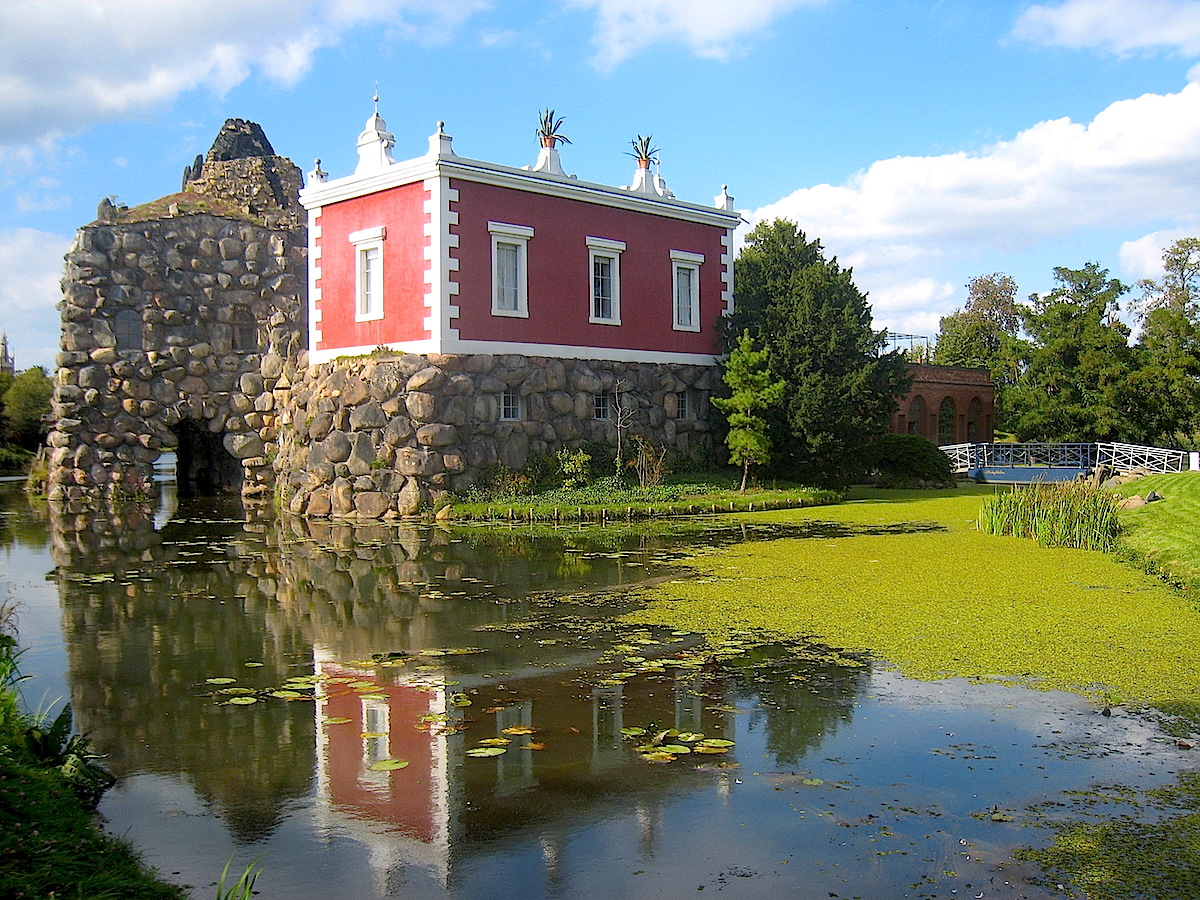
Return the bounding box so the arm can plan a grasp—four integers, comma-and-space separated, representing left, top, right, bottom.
977, 480, 1122, 551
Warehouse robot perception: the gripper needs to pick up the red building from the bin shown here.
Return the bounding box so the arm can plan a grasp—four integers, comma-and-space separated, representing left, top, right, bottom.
300, 108, 740, 366
892, 364, 996, 444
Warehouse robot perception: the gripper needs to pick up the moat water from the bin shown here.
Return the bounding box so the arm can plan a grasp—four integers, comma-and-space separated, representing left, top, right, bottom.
0, 478, 1192, 899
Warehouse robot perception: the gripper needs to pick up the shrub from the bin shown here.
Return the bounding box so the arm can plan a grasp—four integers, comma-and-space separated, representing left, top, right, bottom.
866, 433, 954, 487
556, 447, 592, 489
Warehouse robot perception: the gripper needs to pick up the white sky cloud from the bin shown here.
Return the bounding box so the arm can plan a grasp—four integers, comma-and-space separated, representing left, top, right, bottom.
0, 229, 73, 371
566, 0, 828, 70
751, 78, 1200, 335
1014, 0, 1200, 56
0, 0, 489, 150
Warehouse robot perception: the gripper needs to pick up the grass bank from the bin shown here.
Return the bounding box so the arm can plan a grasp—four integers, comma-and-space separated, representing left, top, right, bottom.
445, 474, 839, 522
1115, 470, 1200, 593
0, 613, 186, 899
627, 485, 1200, 725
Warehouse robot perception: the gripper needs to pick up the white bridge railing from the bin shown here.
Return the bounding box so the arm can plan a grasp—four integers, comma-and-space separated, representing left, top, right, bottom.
940, 441, 1196, 475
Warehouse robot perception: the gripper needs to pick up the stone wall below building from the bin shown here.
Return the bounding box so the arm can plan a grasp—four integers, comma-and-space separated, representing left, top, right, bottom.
274, 352, 719, 518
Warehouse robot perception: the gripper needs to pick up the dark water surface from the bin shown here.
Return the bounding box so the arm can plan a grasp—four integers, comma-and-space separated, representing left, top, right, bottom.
0, 479, 1192, 899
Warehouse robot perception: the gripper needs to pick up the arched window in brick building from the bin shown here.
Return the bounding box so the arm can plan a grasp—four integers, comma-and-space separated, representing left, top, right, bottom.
967, 397, 984, 441
113, 309, 143, 352
231, 308, 259, 353
938, 397, 957, 445
907, 396, 927, 438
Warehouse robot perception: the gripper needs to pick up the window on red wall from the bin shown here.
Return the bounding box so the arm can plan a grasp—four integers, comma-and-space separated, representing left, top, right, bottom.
587, 237, 625, 325
671, 250, 704, 332
349, 226, 386, 322
489, 222, 533, 318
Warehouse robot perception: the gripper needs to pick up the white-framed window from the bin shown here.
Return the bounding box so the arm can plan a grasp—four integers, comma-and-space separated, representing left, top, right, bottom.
671, 250, 704, 332
675, 390, 690, 420
587, 237, 625, 325
489, 222, 533, 317
593, 393, 610, 421
500, 389, 521, 421
350, 226, 386, 322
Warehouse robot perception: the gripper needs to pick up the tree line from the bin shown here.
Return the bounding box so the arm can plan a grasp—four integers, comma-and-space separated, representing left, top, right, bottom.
931, 237, 1200, 448
716, 221, 1200, 491
0, 367, 53, 469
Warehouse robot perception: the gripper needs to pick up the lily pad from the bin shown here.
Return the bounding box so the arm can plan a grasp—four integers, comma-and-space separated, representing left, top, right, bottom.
243, 661, 264, 668
450, 693, 473, 708
479, 737, 512, 746
522, 742, 547, 751
698, 738, 735, 748
269, 689, 306, 699
660, 744, 692, 754
466, 747, 507, 757
693, 745, 730, 755
205, 677, 237, 685
620, 727, 648, 737
226, 696, 259, 705
641, 750, 677, 763
502, 725, 539, 735
367, 758, 410, 772
676, 732, 705, 743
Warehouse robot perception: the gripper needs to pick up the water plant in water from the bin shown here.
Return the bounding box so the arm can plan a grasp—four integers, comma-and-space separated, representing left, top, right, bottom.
215, 856, 261, 900
978, 480, 1122, 551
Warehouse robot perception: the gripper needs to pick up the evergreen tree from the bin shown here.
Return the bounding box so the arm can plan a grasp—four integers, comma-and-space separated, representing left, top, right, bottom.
1007, 263, 1136, 442
712, 330, 785, 491
732, 219, 910, 486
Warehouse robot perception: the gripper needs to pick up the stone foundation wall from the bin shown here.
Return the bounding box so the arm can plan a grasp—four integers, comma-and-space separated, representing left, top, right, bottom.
275, 352, 719, 518
48, 213, 306, 509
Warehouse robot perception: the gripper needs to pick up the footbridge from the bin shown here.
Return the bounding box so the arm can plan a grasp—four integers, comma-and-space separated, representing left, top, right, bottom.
940, 442, 1200, 484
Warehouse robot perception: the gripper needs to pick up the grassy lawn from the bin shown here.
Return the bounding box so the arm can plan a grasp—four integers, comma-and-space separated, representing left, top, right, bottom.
628, 485, 1200, 723
1115, 470, 1200, 590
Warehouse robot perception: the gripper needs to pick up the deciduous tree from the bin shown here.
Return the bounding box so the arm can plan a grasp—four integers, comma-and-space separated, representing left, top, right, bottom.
2, 367, 53, 449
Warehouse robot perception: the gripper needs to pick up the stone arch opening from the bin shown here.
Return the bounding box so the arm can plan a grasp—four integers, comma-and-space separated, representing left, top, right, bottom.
172, 419, 243, 497
938, 397, 957, 445
907, 395, 927, 437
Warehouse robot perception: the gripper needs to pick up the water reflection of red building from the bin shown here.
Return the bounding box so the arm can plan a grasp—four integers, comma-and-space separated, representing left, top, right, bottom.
311, 643, 736, 890
314, 646, 452, 885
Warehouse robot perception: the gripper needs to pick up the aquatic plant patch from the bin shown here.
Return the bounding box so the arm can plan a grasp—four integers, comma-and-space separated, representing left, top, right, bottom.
629, 487, 1200, 716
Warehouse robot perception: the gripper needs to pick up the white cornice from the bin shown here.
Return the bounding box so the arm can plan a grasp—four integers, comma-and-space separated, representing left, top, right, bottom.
300, 153, 740, 229
309, 338, 720, 367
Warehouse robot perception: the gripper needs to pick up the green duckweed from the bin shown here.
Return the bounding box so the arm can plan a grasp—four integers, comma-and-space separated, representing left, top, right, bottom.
628, 487, 1200, 716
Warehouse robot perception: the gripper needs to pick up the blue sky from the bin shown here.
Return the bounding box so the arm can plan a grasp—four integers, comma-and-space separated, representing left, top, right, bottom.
5, 0, 1200, 370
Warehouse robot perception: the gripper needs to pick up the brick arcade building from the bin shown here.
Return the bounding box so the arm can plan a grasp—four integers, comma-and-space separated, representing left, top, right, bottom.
892, 364, 995, 445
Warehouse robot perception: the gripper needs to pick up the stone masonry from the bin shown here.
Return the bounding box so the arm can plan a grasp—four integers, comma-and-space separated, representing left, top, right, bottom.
275, 352, 717, 517
48, 120, 308, 510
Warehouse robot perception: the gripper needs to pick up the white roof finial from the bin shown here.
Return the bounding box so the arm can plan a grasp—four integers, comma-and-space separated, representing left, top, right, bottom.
355, 95, 396, 174
427, 120, 456, 158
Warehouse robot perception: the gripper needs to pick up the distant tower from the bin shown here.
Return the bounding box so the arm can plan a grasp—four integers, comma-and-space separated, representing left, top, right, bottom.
0, 333, 13, 377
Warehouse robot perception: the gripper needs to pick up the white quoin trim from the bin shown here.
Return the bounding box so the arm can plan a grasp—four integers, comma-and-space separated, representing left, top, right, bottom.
721, 228, 735, 316
423, 176, 460, 343
307, 208, 323, 350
